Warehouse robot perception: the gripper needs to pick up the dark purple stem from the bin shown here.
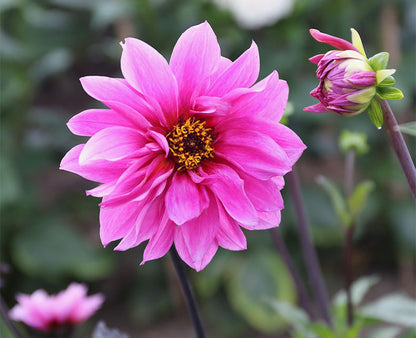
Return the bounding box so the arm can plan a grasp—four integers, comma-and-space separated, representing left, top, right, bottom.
344, 149, 356, 326
169, 247, 205, 338
269, 229, 316, 319
287, 168, 332, 326
377, 98, 416, 200
0, 295, 24, 338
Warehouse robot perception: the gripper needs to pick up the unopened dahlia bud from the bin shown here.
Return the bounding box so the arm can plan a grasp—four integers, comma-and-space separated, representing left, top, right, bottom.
305, 28, 403, 127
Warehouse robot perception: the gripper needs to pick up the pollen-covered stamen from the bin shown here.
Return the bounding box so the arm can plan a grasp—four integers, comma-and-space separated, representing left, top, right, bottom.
167, 118, 215, 170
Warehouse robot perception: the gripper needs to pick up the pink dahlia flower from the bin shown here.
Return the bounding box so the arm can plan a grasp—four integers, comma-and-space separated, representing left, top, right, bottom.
305, 29, 378, 116
9, 283, 104, 332
60, 22, 306, 271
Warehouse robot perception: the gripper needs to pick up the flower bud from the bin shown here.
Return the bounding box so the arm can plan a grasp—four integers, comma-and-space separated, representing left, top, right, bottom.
304, 29, 402, 124
307, 49, 377, 115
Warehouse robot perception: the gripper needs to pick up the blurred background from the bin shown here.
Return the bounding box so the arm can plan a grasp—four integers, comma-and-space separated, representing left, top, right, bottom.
1, 0, 415, 337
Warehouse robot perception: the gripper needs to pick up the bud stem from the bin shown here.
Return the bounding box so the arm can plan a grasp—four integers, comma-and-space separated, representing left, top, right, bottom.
377, 97, 416, 200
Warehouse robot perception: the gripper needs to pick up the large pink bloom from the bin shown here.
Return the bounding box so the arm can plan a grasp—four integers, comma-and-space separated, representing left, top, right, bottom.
60, 22, 306, 271
9, 283, 104, 332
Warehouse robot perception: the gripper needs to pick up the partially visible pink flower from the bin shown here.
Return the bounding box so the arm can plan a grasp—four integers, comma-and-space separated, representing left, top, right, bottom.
9, 283, 104, 332
60, 22, 306, 271
305, 29, 378, 116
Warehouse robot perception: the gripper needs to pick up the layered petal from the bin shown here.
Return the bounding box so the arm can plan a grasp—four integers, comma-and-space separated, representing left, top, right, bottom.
170, 22, 221, 110
165, 172, 209, 225
215, 129, 292, 180
120, 38, 178, 124
60, 144, 127, 183
202, 163, 257, 226
207, 41, 259, 97
79, 127, 146, 165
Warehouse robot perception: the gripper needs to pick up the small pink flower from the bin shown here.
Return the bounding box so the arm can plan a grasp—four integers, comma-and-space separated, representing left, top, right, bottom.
305, 29, 378, 116
60, 22, 306, 271
9, 283, 104, 332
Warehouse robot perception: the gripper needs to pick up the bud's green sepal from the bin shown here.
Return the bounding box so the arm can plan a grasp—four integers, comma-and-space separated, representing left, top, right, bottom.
367, 99, 383, 128
368, 52, 389, 71
376, 86, 404, 100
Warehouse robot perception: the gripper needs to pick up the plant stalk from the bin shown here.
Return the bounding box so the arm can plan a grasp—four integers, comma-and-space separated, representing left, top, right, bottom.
287, 167, 332, 326
344, 149, 356, 326
169, 247, 205, 338
377, 98, 416, 200
269, 229, 316, 319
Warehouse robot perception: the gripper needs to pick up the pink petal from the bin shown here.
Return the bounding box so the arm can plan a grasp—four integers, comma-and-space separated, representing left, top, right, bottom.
141, 213, 175, 263
216, 118, 306, 166
242, 210, 281, 230
176, 201, 218, 263
310, 29, 359, 52
70, 294, 104, 323
223, 71, 288, 122
80, 77, 164, 126
170, 22, 221, 111
54, 283, 86, 323
309, 54, 325, 64
99, 199, 141, 246
216, 201, 247, 250
79, 126, 146, 165
120, 38, 178, 125
202, 163, 257, 226
86, 182, 115, 197
242, 173, 284, 212
165, 172, 209, 225
175, 232, 218, 271
215, 129, 291, 180
303, 103, 328, 113
60, 144, 127, 183
208, 41, 259, 97
102, 155, 174, 207
114, 195, 163, 251
67, 109, 134, 136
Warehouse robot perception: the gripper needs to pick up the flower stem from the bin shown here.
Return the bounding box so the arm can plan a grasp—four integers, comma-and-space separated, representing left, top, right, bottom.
377, 97, 416, 200
269, 229, 316, 319
287, 168, 332, 326
0, 295, 24, 338
169, 247, 205, 338
344, 149, 356, 326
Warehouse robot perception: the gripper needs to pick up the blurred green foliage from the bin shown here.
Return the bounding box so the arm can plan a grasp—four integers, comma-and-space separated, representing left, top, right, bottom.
1, 0, 415, 337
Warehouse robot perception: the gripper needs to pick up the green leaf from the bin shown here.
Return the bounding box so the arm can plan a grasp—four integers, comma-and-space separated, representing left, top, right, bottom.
11, 220, 114, 281
268, 301, 312, 336
308, 323, 337, 338
339, 130, 369, 155
377, 75, 395, 87
376, 87, 404, 100
367, 327, 402, 338
333, 275, 380, 308
316, 175, 351, 227
397, 121, 416, 137
348, 180, 375, 220
226, 249, 296, 333
359, 293, 416, 327
368, 52, 389, 71
367, 99, 383, 128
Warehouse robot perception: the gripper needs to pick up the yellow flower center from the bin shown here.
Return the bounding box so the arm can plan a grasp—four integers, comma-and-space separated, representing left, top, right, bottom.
167, 118, 215, 171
